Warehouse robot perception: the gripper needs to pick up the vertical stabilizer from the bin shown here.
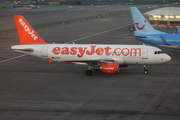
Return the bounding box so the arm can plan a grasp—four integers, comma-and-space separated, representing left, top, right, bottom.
130, 7, 166, 34
14, 15, 48, 45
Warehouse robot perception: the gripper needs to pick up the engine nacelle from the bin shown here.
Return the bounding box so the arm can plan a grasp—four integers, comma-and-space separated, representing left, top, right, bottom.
101, 63, 120, 74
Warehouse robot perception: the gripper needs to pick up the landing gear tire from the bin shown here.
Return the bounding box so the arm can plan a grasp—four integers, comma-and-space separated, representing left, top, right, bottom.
86, 70, 92, 76
144, 70, 148, 74
143, 65, 148, 75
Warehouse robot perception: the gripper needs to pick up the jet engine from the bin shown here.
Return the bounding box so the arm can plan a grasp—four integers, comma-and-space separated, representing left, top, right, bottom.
100, 63, 120, 74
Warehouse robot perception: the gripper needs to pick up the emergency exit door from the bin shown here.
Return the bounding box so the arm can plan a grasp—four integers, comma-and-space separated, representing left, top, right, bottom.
142, 48, 148, 59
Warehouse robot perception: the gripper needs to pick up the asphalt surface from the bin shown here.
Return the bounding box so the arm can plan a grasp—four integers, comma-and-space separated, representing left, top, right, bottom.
0, 4, 180, 120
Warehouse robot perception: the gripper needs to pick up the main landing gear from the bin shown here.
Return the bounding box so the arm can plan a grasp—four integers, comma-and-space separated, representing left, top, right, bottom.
86, 70, 92, 76
143, 65, 148, 74
86, 66, 93, 76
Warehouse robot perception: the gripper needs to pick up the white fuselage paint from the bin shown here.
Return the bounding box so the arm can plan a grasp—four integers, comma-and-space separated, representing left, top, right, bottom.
2, 24, 131, 64
11, 44, 171, 65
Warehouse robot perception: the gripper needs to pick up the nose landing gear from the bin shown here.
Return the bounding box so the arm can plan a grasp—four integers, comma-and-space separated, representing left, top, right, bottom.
143, 65, 148, 74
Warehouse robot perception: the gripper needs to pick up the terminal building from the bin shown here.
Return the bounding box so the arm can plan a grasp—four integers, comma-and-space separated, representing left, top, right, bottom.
144, 7, 180, 26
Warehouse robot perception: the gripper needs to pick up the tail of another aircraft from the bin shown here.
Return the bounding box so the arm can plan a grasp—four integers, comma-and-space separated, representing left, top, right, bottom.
130, 7, 166, 34
14, 15, 48, 45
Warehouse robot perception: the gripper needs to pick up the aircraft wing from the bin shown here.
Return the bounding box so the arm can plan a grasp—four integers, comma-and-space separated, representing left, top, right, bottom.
49, 58, 124, 64
54, 58, 114, 63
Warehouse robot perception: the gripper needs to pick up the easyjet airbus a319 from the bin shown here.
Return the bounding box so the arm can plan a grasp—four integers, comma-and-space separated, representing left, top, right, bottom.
11, 15, 171, 75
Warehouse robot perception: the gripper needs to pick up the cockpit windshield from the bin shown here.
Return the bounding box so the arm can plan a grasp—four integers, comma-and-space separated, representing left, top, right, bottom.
154, 51, 164, 55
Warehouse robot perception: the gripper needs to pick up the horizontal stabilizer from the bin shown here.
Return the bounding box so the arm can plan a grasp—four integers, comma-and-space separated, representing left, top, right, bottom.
11, 48, 34, 52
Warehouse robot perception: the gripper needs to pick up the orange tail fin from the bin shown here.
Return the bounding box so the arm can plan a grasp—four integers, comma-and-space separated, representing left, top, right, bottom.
13, 15, 48, 45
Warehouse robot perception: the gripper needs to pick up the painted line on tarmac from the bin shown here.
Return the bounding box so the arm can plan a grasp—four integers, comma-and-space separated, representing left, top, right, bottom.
0, 54, 26, 64
64, 23, 131, 43
0, 23, 131, 64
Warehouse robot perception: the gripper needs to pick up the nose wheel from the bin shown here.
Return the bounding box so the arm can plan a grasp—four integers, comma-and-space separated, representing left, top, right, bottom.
143, 65, 148, 74
144, 70, 148, 74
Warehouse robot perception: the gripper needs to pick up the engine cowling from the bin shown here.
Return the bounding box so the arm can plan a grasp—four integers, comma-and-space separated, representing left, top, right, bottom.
101, 63, 120, 74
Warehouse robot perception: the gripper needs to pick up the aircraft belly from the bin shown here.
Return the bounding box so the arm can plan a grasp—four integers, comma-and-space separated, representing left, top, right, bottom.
123, 57, 143, 65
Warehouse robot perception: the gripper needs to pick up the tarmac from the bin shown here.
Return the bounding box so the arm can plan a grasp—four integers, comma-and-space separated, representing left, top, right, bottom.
0, 3, 180, 120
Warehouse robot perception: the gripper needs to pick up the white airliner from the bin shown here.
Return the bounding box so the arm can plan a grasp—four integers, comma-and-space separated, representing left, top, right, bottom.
11, 15, 171, 75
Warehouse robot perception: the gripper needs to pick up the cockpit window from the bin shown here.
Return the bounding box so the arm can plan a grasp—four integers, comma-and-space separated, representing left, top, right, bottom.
154, 51, 164, 55
160, 51, 164, 54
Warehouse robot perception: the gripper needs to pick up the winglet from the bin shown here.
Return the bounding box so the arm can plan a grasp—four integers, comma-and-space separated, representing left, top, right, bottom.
13, 15, 48, 45
160, 35, 169, 45
176, 26, 180, 34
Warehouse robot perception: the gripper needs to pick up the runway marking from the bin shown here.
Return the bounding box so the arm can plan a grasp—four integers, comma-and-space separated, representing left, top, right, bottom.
1, 23, 130, 64
0, 54, 26, 64
64, 23, 131, 43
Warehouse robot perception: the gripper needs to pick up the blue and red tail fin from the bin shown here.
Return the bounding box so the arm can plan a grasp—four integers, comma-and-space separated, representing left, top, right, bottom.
130, 7, 166, 35
13, 15, 48, 45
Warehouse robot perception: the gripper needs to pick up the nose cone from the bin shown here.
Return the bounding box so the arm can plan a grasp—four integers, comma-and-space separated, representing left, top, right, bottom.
165, 54, 171, 63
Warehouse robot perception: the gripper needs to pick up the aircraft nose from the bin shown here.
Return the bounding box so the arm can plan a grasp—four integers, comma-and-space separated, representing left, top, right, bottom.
165, 54, 171, 62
